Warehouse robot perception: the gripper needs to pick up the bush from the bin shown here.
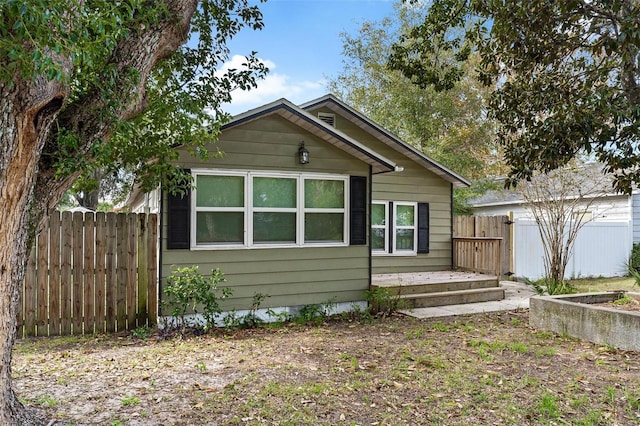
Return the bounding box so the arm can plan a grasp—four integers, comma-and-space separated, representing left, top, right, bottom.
630, 243, 640, 273
163, 266, 231, 331
366, 287, 402, 317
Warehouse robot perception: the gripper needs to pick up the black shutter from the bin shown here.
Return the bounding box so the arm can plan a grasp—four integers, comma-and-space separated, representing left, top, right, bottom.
417, 202, 430, 253
349, 176, 367, 245
388, 201, 394, 254
167, 171, 192, 249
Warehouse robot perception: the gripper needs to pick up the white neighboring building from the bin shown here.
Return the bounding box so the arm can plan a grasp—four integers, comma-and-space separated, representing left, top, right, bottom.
468, 180, 640, 243
467, 166, 638, 279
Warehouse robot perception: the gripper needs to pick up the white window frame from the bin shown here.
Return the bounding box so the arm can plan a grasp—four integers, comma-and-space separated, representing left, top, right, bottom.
192, 170, 247, 247
191, 169, 349, 250
393, 202, 417, 254
372, 201, 417, 256
371, 201, 389, 254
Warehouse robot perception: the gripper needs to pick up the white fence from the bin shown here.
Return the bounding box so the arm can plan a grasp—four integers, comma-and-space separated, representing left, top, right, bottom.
513, 219, 631, 280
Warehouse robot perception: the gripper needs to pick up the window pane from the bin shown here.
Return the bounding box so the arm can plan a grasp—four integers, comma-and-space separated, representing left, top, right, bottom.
196, 212, 243, 244
305, 179, 344, 208
253, 177, 296, 208
253, 212, 296, 243
305, 213, 344, 242
372, 228, 386, 250
396, 229, 415, 250
372, 204, 386, 226
196, 175, 244, 207
396, 205, 415, 226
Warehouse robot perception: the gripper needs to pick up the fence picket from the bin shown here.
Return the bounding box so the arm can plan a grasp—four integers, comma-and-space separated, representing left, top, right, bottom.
49, 212, 61, 336
126, 214, 137, 329
72, 212, 84, 334
105, 213, 117, 333
116, 213, 127, 332
37, 225, 49, 337
60, 211, 72, 335
24, 249, 37, 337
83, 213, 95, 334
95, 212, 106, 333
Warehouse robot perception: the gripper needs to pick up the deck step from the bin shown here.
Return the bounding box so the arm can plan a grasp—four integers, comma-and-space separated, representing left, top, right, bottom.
398, 287, 505, 309
371, 278, 499, 296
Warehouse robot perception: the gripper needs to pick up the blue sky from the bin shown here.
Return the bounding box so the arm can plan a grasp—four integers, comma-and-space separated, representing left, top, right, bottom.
220, 0, 397, 115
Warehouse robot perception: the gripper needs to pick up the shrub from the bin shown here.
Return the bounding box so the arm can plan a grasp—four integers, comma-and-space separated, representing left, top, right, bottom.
163, 266, 231, 331
366, 287, 402, 317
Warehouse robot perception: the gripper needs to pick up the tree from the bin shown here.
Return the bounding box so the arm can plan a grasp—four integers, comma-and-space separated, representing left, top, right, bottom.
389, 0, 640, 194
0, 1, 266, 423
328, 2, 503, 184
68, 168, 133, 210
518, 163, 612, 292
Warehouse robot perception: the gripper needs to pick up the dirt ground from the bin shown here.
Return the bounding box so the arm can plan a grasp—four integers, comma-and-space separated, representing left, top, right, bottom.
13, 310, 640, 425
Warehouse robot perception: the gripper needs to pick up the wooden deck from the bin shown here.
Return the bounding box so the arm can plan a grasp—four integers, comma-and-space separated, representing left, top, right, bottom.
371, 271, 503, 308
372, 270, 499, 287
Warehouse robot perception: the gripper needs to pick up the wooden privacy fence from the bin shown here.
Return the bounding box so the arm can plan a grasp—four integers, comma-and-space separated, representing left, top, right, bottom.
18, 211, 158, 338
453, 215, 513, 278
453, 237, 502, 276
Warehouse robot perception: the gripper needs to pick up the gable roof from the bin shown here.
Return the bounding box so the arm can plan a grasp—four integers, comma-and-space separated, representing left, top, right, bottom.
221, 98, 397, 174
299, 94, 470, 188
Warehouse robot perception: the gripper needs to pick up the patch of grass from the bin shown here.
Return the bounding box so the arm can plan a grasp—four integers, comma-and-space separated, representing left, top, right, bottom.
121, 395, 140, 407
534, 346, 557, 357
535, 391, 560, 420
406, 326, 424, 339
432, 321, 451, 332
569, 276, 636, 293
509, 341, 529, 354
33, 394, 58, 408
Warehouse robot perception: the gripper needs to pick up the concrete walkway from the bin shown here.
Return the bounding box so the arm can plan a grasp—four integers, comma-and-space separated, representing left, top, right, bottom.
400, 281, 536, 319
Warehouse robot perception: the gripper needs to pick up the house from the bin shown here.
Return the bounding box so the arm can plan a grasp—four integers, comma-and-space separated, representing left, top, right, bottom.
468, 164, 640, 242
467, 164, 638, 279
130, 94, 469, 317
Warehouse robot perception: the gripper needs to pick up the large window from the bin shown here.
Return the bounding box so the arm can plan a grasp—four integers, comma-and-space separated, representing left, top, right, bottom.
192, 170, 348, 248
372, 201, 418, 255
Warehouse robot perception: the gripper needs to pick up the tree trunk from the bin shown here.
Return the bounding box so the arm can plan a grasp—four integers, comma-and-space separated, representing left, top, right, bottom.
0, 79, 66, 424
0, 1, 198, 423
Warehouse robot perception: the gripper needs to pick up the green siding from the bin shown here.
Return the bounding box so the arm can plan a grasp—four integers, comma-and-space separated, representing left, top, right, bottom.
307, 106, 454, 274
161, 115, 371, 312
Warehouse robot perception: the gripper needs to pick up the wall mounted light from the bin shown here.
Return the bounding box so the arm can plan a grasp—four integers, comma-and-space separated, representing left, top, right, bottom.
298, 142, 310, 164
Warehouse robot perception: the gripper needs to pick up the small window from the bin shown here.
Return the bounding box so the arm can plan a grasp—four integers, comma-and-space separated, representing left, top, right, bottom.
372, 201, 418, 255
372, 202, 388, 252
394, 203, 417, 252
318, 112, 336, 127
